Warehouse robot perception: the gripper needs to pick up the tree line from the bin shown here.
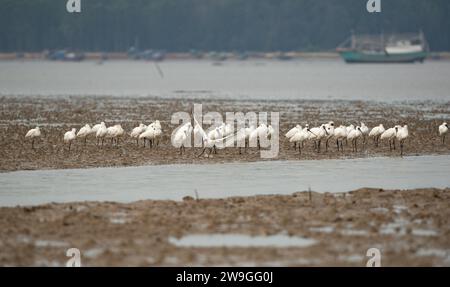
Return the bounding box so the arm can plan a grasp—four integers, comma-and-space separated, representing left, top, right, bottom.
0, 0, 449, 52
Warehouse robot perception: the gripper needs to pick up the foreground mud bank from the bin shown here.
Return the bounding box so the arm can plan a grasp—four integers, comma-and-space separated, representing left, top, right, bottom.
0, 96, 449, 172
0, 188, 449, 266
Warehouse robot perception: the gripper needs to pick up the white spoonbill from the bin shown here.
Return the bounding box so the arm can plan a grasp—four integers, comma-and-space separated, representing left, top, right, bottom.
76, 124, 91, 145
171, 122, 192, 154
153, 126, 162, 147
369, 124, 385, 147
64, 128, 77, 151
91, 122, 104, 135
25, 126, 41, 149
140, 126, 158, 148
249, 123, 268, 150
147, 120, 163, 146
286, 125, 301, 149
289, 127, 309, 154
344, 124, 355, 146
439, 122, 448, 144
234, 124, 255, 154
347, 126, 363, 152
285, 125, 301, 139
114, 124, 125, 145
396, 125, 409, 156
333, 125, 347, 151
206, 127, 223, 154
380, 126, 398, 151
307, 124, 328, 153
360, 122, 369, 145
105, 125, 117, 145
130, 123, 147, 146
324, 121, 335, 152
96, 122, 107, 146
244, 125, 256, 150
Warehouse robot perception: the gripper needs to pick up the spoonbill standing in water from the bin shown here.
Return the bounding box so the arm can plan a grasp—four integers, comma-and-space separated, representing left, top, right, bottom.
25, 126, 41, 149
396, 125, 409, 156
439, 122, 448, 144
64, 128, 77, 151
76, 124, 91, 146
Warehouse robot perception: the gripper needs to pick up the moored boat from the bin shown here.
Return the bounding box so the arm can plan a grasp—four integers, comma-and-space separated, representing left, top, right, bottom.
337, 32, 429, 63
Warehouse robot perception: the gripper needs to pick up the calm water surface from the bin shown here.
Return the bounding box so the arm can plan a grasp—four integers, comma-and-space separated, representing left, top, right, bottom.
0, 60, 450, 101
0, 155, 449, 207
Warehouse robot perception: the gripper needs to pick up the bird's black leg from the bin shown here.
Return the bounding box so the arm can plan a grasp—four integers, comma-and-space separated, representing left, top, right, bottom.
198, 147, 206, 157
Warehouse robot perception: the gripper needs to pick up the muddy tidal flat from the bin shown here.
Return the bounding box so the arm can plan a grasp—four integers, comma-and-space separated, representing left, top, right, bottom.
0, 188, 449, 266
0, 96, 449, 172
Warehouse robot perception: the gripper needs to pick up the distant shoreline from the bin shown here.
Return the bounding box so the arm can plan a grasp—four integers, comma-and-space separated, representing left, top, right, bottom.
1, 51, 450, 61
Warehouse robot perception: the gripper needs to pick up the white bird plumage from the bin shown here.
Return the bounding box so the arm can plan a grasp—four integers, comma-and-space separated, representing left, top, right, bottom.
347, 126, 363, 152
333, 125, 347, 151
25, 126, 41, 149
308, 124, 328, 153
369, 124, 385, 147
396, 125, 409, 156
439, 122, 448, 144
76, 124, 91, 145
289, 126, 309, 154
171, 122, 192, 154
130, 123, 147, 145
64, 128, 77, 151
380, 126, 399, 151
95, 122, 107, 146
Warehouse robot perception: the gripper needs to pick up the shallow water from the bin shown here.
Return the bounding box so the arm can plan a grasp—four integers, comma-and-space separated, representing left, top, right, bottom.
1, 60, 450, 102
168, 234, 316, 248
0, 155, 449, 207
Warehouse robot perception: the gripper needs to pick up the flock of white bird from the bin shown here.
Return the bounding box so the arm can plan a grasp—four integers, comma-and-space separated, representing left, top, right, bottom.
171, 119, 275, 156
24, 120, 162, 151
23, 120, 449, 156
285, 121, 449, 156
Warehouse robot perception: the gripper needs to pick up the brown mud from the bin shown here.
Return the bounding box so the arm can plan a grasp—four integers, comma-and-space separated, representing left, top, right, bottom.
0, 188, 449, 266
0, 96, 449, 172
